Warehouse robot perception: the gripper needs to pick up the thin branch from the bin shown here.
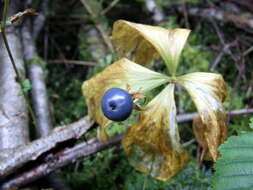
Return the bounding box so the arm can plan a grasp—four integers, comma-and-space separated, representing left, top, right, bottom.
80, 0, 114, 52
177, 6, 253, 32
0, 0, 29, 149
0, 135, 122, 190
145, 0, 164, 23
0, 116, 94, 177
176, 108, 253, 123
32, 0, 48, 38
21, 17, 52, 137
100, 0, 120, 15
182, 2, 190, 29
209, 41, 237, 71
48, 59, 98, 67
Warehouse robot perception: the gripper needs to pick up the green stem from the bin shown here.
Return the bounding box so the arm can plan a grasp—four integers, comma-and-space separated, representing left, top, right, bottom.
167, 76, 178, 83
142, 174, 147, 190
1, 0, 39, 129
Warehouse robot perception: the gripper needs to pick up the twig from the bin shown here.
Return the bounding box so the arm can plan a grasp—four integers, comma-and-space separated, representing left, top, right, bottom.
100, 0, 120, 15
208, 16, 238, 61
210, 52, 224, 71
182, 2, 190, 29
231, 0, 253, 13
21, 19, 52, 137
176, 108, 253, 123
48, 59, 98, 66
80, 0, 114, 52
9, 9, 38, 24
177, 6, 253, 32
209, 41, 237, 71
243, 45, 253, 56
182, 139, 196, 147
0, 135, 122, 190
145, 0, 164, 23
0, 116, 94, 177
32, 0, 48, 38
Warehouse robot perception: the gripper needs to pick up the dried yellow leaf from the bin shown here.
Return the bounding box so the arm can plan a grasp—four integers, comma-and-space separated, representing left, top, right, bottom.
111, 20, 190, 75
122, 84, 189, 181
193, 114, 227, 161
178, 72, 227, 161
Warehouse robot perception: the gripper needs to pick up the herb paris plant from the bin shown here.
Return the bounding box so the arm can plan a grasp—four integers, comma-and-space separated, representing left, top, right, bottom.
82, 20, 227, 181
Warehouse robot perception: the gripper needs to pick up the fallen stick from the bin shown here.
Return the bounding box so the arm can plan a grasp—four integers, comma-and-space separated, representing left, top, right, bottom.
0, 116, 94, 177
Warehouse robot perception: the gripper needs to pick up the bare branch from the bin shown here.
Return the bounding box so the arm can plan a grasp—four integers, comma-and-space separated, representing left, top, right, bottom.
80, 0, 114, 52
48, 59, 98, 67
176, 108, 253, 122
0, 116, 94, 177
0, 3, 29, 150
100, 0, 120, 15
0, 135, 122, 190
145, 0, 164, 23
32, 0, 48, 38
177, 6, 253, 32
21, 18, 52, 137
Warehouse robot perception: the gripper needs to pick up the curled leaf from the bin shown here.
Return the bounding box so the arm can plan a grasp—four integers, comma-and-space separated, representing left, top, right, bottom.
111, 20, 190, 75
178, 72, 227, 161
122, 84, 189, 181
82, 58, 169, 141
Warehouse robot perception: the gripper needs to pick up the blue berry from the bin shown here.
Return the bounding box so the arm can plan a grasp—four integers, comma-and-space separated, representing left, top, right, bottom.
101, 88, 133, 121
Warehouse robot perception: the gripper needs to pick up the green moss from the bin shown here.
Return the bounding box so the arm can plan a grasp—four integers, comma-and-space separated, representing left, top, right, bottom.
67, 148, 212, 190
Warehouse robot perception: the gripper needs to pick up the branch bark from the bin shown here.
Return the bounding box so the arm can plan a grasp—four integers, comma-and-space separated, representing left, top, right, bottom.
0, 2, 29, 152
21, 2, 72, 189
21, 17, 52, 137
48, 59, 98, 67
145, 0, 164, 23
32, 0, 48, 39
80, 0, 114, 52
0, 116, 94, 177
177, 6, 253, 31
0, 135, 122, 190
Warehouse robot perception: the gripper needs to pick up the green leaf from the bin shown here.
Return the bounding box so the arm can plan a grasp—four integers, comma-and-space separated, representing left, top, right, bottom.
212, 132, 253, 190
249, 118, 253, 130
18, 79, 32, 95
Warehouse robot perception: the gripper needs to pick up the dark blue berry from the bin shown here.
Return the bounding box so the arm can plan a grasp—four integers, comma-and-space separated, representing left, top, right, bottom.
101, 88, 133, 121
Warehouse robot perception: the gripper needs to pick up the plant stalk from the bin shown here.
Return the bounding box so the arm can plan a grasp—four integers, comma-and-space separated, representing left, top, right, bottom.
1, 0, 38, 129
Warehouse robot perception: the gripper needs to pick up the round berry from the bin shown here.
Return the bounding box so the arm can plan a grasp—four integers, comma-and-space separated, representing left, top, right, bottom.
101, 88, 133, 121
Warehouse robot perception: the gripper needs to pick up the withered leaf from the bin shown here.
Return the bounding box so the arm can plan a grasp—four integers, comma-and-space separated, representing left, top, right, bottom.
111, 20, 190, 75
122, 84, 189, 181
178, 72, 227, 161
